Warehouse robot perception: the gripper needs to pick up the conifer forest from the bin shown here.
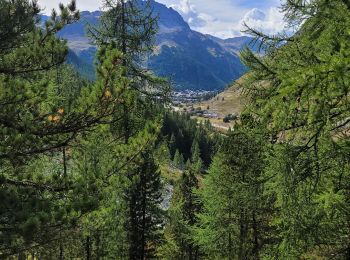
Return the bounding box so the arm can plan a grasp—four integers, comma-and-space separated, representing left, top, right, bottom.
0, 0, 350, 259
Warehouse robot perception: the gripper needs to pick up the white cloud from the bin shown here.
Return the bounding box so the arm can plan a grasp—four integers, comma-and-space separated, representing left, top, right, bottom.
37, 0, 288, 39
166, 1, 287, 39
240, 7, 286, 35
172, 0, 192, 14
170, 0, 209, 27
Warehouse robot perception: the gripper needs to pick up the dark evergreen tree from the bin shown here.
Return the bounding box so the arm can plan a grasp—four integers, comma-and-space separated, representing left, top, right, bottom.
175, 130, 186, 157
162, 112, 217, 168
190, 140, 203, 172
169, 133, 177, 159
126, 152, 164, 259
179, 167, 201, 259
173, 149, 185, 170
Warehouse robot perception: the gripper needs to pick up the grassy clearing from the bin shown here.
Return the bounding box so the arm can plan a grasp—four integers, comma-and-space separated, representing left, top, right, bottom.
187, 77, 247, 130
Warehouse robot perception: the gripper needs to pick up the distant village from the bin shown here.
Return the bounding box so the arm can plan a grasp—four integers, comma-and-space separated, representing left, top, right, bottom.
171, 90, 217, 105
172, 89, 239, 125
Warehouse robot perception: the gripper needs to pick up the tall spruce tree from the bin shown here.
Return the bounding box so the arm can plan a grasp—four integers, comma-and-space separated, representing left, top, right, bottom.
89, 1, 170, 258
169, 133, 177, 159
179, 166, 201, 259
173, 149, 185, 170
190, 140, 203, 172
126, 151, 164, 259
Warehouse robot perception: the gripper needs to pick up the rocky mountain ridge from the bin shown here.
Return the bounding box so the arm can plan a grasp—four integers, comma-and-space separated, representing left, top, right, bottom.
52, 1, 257, 90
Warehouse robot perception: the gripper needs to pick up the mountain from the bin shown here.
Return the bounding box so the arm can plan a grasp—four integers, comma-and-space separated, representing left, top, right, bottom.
207, 35, 260, 54
66, 49, 96, 81
52, 1, 256, 90
149, 2, 247, 90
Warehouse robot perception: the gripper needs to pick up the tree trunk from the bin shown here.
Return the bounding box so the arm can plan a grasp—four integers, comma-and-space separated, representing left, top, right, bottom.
228, 210, 233, 260
62, 147, 67, 178
252, 211, 260, 260
238, 166, 247, 260
141, 173, 146, 260
86, 236, 91, 260
121, 0, 127, 58
60, 242, 64, 260
238, 208, 247, 260
188, 244, 193, 260
228, 231, 233, 260
96, 232, 101, 260
18, 252, 25, 260
120, 0, 130, 144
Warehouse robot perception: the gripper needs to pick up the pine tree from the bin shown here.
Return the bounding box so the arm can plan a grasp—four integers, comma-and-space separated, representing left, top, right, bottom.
190, 140, 203, 172
155, 140, 171, 165
0, 1, 91, 255
173, 149, 185, 170
175, 130, 185, 157
169, 133, 177, 159
126, 152, 164, 259
193, 130, 271, 259
241, 0, 350, 146
0, 0, 79, 75
179, 167, 201, 259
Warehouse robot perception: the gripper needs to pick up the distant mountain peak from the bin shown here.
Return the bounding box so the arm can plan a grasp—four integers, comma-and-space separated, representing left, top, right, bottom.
57, 1, 253, 90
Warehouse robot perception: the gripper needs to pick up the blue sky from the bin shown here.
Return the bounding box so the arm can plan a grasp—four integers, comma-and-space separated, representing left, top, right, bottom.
38, 0, 286, 38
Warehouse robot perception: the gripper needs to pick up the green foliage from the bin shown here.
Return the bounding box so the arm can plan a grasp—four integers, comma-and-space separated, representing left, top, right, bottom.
90, 0, 157, 57
239, 0, 350, 258
169, 133, 177, 159
0, 0, 168, 257
89, 0, 169, 100
241, 0, 350, 145
191, 140, 203, 172
162, 112, 218, 167
88, 0, 170, 149
193, 129, 272, 259
173, 149, 185, 170
4, 0, 350, 258
159, 165, 201, 259
126, 151, 165, 259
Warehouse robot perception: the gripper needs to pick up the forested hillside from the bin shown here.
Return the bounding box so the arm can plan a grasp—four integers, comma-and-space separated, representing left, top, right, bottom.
1, 0, 350, 259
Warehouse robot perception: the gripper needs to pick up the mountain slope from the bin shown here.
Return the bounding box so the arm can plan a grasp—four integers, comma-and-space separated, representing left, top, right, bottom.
53, 1, 253, 90
196, 76, 247, 117
66, 49, 96, 81
208, 35, 260, 54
